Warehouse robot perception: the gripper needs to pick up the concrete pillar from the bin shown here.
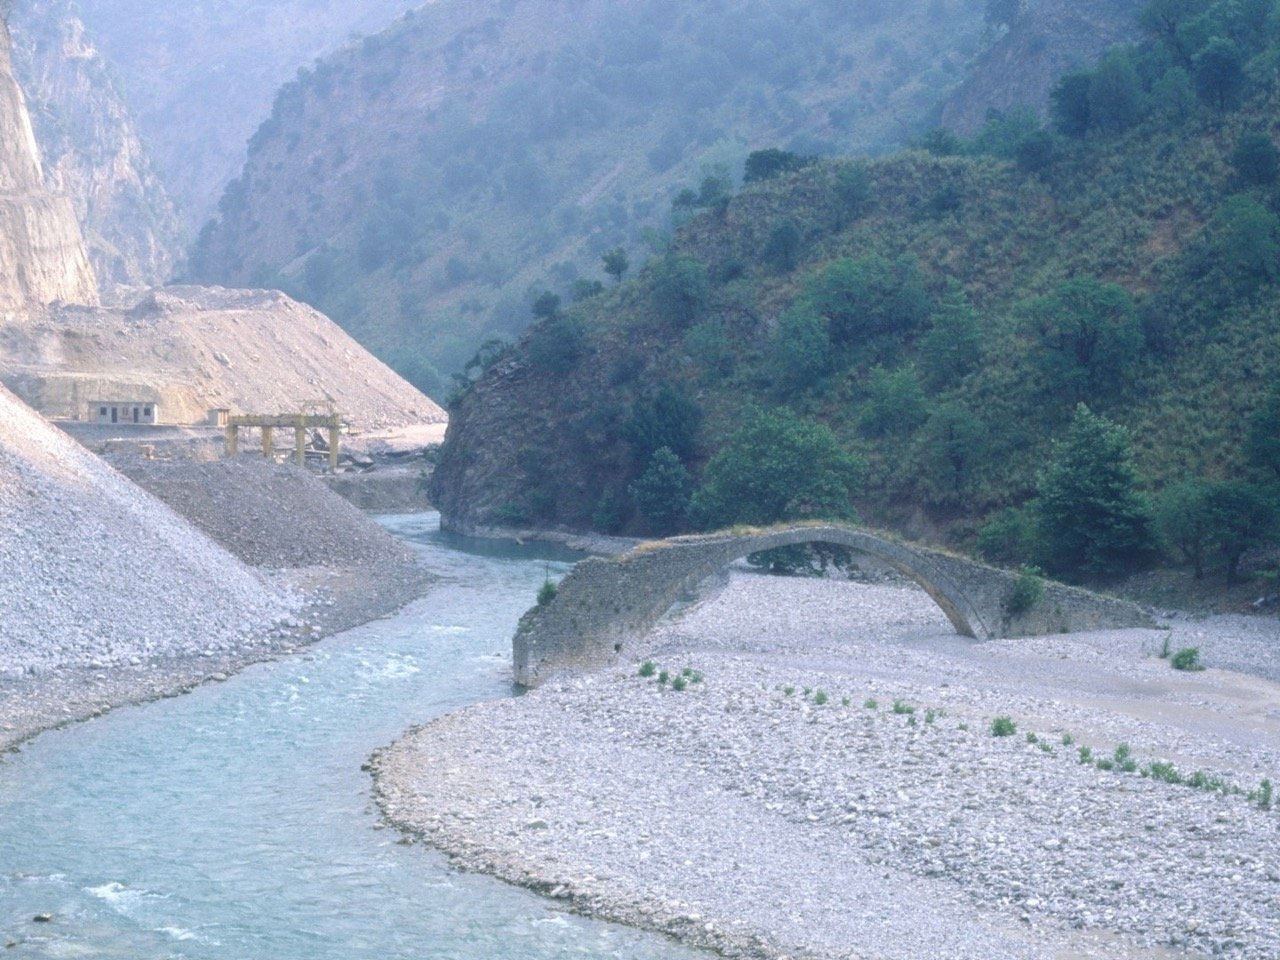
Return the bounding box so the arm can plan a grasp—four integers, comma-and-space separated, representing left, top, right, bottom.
328, 423, 340, 472
226, 424, 238, 457
295, 419, 306, 466
262, 425, 274, 460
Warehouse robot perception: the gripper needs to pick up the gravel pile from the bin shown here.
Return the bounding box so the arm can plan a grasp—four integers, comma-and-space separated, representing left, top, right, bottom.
0, 384, 297, 677
111, 456, 421, 569
0, 391, 436, 751
110, 456, 432, 638
0, 286, 446, 430
376, 572, 1280, 960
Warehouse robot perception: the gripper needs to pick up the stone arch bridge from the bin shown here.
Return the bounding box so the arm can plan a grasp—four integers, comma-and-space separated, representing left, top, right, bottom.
513, 524, 1153, 687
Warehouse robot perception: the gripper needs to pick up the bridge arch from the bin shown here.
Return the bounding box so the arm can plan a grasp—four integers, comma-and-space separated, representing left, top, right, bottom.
512, 523, 1152, 687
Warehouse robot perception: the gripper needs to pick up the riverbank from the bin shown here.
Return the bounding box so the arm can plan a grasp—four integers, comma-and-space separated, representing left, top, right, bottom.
0, 455, 434, 754
374, 570, 1280, 960
0, 561, 431, 755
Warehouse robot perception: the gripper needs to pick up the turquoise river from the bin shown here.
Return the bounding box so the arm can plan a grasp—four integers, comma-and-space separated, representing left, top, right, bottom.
0, 513, 703, 959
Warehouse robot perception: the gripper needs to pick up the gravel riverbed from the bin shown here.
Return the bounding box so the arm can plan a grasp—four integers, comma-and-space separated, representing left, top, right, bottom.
375, 571, 1280, 960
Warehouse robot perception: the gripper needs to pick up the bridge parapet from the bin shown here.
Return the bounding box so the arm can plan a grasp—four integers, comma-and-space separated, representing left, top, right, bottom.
513, 523, 1154, 687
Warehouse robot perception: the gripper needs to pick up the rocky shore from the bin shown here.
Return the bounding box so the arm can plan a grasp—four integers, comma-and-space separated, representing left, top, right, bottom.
374, 571, 1280, 960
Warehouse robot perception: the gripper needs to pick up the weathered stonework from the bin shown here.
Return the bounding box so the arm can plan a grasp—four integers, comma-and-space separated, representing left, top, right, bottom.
513, 524, 1154, 687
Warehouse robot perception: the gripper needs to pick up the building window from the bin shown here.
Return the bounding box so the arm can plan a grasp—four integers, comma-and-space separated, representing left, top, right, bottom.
99, 407, 107, 416
144, 407, 152, 417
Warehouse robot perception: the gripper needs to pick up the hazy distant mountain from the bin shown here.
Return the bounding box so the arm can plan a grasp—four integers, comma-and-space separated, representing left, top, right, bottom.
65, 0, 421, 230
187, 0, 994, 395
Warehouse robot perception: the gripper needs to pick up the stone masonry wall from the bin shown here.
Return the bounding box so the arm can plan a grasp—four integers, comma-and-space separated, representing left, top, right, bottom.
513, 524, 1154, 687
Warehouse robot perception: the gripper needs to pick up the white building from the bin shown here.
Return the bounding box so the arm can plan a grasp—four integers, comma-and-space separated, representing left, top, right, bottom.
89, 401, 159, 425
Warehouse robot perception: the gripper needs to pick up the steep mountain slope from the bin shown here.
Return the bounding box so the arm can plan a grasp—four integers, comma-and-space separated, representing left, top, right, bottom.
65, 0, 420, 230
0, 17, 96, 311
9, 0, 183, 296
188, 0, 992, 393
430, 4, 1280, 554
940, 0, 1145, 134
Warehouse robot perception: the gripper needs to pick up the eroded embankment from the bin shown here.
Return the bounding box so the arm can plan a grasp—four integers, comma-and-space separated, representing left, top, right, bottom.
374, 573, 1280, 960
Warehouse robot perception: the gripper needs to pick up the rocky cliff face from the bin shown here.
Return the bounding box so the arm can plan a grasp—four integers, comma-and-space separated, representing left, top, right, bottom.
65, 0, 419, 230
0, 17, 96, 311
940, 0, 1145, 134
9, 0, 183, 297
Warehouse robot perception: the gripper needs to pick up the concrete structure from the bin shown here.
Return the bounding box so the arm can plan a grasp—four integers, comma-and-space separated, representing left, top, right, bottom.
90, 400, 158, 425
225, 412, 342, 470
512, 523, 1155, 687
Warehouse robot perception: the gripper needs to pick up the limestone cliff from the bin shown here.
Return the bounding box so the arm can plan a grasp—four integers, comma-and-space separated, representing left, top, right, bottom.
65, 0, 419, 230
9, 0, 183, 297
939, 0, 1144, 135
0, 17, 96, 310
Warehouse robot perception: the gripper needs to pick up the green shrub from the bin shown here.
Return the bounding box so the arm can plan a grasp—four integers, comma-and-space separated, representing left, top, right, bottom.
813, 690, 829, 705
990, 715, 1017, 737
1006, 566, 1045, 615
864, 697, 878, 709
1036, 405, 1158, 579
1171, 647, 1203, 671
629, 447, 693, 535
892, 700, 915, 715
1147, 761, 1182, 784
638, 661, 657, 678
672, 675, 688, 691
536, 579, 558, 606
1187, 770, 1227, 793
1252, 778, 1273, 810
1113, 743, 1137, 773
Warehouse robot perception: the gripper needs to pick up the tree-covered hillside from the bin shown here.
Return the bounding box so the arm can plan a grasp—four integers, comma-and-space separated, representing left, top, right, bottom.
187, 0, 996, 396
432, 0, 1280, 590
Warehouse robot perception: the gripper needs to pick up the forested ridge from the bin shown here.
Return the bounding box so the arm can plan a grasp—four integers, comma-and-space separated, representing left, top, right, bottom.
433, 0, 1280, 594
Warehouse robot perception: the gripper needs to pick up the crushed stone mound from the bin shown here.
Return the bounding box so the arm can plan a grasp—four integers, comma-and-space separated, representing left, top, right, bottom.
109, 456, 420, 570
0, 285, 446, 429
0, 384, 295, 676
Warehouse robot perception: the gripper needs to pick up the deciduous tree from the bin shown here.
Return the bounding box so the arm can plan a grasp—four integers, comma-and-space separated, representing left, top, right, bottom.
1035, 405, 1158, 579
691, 407, 865, 528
